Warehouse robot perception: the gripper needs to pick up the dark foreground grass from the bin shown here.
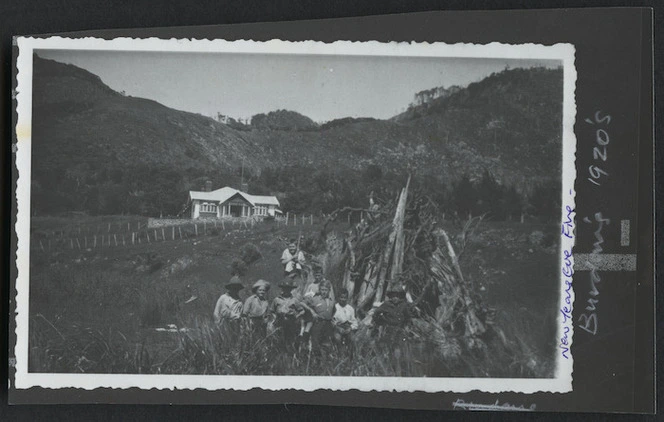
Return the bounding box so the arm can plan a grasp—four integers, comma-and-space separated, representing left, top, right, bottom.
29, 308, 553, 378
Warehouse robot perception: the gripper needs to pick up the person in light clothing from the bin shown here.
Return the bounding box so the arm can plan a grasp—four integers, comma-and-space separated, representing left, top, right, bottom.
281, 240, 305, 277
242, 279, 271, 335
303, 266, 334, 298
213, 276, 244, 324
300, 281, 335, 349
242, 279, 270, 318
332, 288, 358, 345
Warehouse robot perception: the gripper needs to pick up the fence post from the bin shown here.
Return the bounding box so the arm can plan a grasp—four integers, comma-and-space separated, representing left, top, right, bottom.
161, 227, 165, 241
94, 235, 97, 248
311, 214, 313, 225
108, 223, 111, 232
294, 214, 297, 226
179, 226, 183, 239
132, 233, 135, 245
221, 220, 225, 230
76, 238, 81, 249
195, 224, 198, 236
286, 212, 289, 225
154, 229, 158, 241
172, 226, 175, 240
147, 232, 150, 243
122, 235, 126, 246
114, 234, 118, 246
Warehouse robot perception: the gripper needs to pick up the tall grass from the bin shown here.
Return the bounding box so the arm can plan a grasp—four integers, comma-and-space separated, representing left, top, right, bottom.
29, 308, 551, 378
27, 219, 556, 378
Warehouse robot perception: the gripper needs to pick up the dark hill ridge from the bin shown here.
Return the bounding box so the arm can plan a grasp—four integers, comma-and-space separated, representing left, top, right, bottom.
31, 55, 563, 215
250, 109, 318, 131
32, 57, 264, 174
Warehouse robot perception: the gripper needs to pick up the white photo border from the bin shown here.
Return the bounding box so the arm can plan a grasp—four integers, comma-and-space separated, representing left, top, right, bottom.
13, 36, 577, 394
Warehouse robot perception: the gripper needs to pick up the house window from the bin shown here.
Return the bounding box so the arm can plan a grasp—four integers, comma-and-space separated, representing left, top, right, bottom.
255, 205, 267, 216
201, 202, 217, 213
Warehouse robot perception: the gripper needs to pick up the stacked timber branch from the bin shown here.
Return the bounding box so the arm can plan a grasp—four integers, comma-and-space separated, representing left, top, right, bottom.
322, 177, 490, 345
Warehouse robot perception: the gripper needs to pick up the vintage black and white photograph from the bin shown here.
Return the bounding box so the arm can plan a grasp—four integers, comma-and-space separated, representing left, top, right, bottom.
14, 38, 576, 392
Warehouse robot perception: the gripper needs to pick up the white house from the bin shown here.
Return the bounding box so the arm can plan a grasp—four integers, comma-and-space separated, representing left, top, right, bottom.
188, 185, 281, 219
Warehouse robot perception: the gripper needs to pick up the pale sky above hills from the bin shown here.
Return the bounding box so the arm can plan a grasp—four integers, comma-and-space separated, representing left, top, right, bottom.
37, 49, 559, 123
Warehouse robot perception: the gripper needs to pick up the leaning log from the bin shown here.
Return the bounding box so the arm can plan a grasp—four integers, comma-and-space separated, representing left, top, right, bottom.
373, 177, 410, 305
431, 229, 486, 337
356, 255, 381, 309
388, 175, 410, 291
342, 237, 357, 295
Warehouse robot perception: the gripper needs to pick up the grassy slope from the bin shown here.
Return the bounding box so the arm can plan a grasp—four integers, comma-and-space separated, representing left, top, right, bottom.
28, 217, 559, 377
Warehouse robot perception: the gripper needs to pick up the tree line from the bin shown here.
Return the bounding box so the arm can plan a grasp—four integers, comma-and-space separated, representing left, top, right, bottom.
31, 163, 560, 222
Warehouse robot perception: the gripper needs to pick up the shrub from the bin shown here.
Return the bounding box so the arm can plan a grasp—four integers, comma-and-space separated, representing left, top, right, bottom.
239, 243, 262, 265
230, 258, 248, 276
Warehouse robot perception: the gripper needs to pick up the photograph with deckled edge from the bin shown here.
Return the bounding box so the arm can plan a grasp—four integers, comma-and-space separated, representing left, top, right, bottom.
13, 37, 576, 393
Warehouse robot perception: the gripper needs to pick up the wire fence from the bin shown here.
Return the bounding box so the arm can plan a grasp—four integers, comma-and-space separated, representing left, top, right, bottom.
31, 213, 326, 253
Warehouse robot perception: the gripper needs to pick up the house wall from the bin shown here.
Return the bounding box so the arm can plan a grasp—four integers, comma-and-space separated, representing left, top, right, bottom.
191, 196, 280, 219
192, 200, 200, 219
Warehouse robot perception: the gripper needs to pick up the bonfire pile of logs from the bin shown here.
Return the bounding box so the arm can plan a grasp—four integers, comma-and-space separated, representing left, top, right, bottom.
322, 177, 488, 340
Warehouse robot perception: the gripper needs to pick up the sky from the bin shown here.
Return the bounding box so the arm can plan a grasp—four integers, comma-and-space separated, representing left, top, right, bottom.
37, 49, 560, 122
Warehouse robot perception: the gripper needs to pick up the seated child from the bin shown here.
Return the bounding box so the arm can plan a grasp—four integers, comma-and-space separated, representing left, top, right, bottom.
332, 289, 358, 345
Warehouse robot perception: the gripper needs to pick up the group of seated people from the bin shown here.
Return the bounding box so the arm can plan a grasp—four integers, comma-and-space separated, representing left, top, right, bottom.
213, 272, 359, 349
213, 240, 416, 350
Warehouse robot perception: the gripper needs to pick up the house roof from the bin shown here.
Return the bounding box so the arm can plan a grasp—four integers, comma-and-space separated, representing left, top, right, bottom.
189, 187, 280, 207
248, 195, 281, 206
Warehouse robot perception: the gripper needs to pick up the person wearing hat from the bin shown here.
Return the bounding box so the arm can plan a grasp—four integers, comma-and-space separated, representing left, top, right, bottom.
213, 276, 244, 324
373, 286, 414, 328
269, 278, 303, 343
281, 240, 305, 277
243, 279, 271, 319
242, 279, 271, 335
372, 285, 416, 374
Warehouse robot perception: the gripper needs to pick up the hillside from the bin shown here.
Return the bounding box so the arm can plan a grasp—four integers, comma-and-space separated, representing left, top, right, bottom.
30, 55, 563, 216
250, 109, 318, 131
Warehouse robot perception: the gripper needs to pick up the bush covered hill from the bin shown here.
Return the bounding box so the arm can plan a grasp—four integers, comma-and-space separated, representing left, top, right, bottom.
31, 56, 563, 217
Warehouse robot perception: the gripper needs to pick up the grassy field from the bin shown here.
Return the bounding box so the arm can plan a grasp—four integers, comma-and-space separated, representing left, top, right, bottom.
27, 215, 560, 377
